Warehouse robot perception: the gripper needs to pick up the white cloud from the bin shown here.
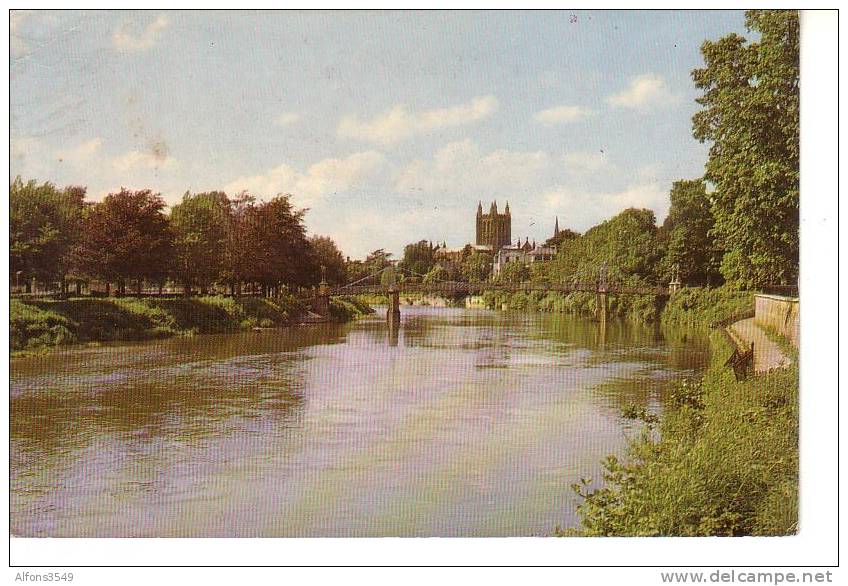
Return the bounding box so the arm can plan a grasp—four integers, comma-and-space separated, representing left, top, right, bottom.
563, 151, 609, 173
113, 14, 169, 51
395, 140, 550, 195
223, 151, 387, 206
113, 146, 178, 171
533, 105, 592, 125
543, 181, 670, 231
57, 138, 103, 166
606, 74, 680, 110
273, 112, 302, 127
338, 96, 499, 145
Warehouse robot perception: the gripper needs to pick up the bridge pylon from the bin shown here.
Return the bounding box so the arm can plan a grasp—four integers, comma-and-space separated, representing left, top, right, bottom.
315, 275, 331, 319
596, 263, 609, 325
387, 287, 401, 326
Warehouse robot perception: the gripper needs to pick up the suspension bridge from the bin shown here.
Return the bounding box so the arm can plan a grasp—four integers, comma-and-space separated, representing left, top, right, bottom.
311, 263, 683, 325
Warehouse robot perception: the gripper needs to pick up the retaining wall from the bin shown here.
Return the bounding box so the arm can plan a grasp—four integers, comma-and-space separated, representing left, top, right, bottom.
754, 294, 799, 348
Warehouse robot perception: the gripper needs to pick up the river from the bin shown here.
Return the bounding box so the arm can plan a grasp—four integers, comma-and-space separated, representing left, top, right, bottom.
10, 306, 709, 537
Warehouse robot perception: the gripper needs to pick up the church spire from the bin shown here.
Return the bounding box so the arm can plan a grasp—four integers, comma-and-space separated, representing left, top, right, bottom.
477, 201, 483, 217
504, 201, 510, 216
554, 216, 560, 237
490, 200, 498, 214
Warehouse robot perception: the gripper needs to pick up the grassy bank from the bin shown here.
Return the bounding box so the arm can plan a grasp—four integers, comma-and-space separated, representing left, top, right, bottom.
11, 295, 372, 354
565, 287, 798, 536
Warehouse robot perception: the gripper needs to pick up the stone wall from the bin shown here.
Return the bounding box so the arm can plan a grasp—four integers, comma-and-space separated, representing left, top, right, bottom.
754, 294, 799, 348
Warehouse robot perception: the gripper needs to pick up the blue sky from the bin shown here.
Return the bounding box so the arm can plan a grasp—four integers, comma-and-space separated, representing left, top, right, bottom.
10, 10, 749, 259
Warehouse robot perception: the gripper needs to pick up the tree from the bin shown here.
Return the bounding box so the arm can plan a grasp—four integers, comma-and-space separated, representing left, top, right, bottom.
309, 235, 347, 285
659, 180, 723, 286
399, 240, 435, 278
544, 228, 580, 249
249, 196, 315, 293
422, 263, 449, 284
495, 259, 530, 284
461, 252, 492, 283
345, 249, 394, 284
220, 191, 256, 294
73, 188, 172, 295
692, 10, 799, 288
10, 177, 85, 290
547, 208, 662, 285
170, 191, 231, 294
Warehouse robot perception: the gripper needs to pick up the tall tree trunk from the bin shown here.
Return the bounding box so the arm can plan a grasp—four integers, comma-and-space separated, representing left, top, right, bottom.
105, 282, 111, 297
118, 279, 125, 296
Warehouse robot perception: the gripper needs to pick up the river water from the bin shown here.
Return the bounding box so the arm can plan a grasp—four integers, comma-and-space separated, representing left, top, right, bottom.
10, 306, 709, 537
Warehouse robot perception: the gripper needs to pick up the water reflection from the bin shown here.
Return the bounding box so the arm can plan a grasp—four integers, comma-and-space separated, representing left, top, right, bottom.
11, 306, 709, 537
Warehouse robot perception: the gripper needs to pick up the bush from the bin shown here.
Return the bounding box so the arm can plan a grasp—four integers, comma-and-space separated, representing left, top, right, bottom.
662, 286, 753, 327
571, 331, 798, 536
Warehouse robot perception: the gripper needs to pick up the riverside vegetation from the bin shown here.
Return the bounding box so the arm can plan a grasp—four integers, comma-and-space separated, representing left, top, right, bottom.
559, 288, 798, 536
11, 295, 373, 355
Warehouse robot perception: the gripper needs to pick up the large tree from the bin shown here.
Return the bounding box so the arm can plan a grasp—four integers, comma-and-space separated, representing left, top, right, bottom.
258, 196, 316, 291
73, 188, 172, 294
548, 208, 662, 285
309, 235, 347, 285
170, 191, 231, 294
659, 179, 723, 286
460, 251, 492, 283
692, 10, 799, 288
10, 177, 85, 290
399, 240, 436, 278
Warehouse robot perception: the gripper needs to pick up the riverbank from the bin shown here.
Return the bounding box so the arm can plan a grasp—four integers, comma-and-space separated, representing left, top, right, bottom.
566, 286, 798, 536
11, 295, 373, 354
482, 288, 662, 322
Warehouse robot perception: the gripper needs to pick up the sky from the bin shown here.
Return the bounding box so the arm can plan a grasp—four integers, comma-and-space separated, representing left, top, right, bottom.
10, 10, 750, 259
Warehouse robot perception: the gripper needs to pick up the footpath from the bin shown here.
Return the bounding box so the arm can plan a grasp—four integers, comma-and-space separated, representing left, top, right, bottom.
727, 317, 792, 374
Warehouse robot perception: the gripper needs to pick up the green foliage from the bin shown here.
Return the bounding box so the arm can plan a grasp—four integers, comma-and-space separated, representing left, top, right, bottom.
399, 240, 436, 278
541, 208, 663, 290
10, 177, 85, 284
659, 179, 723, 285
692, 10, 799, 288
460, 251, 492, 283
243, 196, 316, 288
9, 295, 314, 352
346, 249, 393, 284
494, 260, 530, 284
422, 263, 449, 284
328, 297, 374, 322
661, 286, 754, 327
572, 331, 798, 536
170, 191, 230, 292
309, 235, 347, 285
544, 228, 580, 249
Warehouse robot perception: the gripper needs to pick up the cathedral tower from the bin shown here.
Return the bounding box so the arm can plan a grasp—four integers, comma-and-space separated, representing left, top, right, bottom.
476, 200, 512, 249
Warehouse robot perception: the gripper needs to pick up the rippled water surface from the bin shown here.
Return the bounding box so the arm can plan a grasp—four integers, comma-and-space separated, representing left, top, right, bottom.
11, 306, 709, 537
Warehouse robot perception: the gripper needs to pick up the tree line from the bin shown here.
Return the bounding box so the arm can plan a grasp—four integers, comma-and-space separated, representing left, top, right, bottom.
397, 10, 799, 293
9, 180, 348, 297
